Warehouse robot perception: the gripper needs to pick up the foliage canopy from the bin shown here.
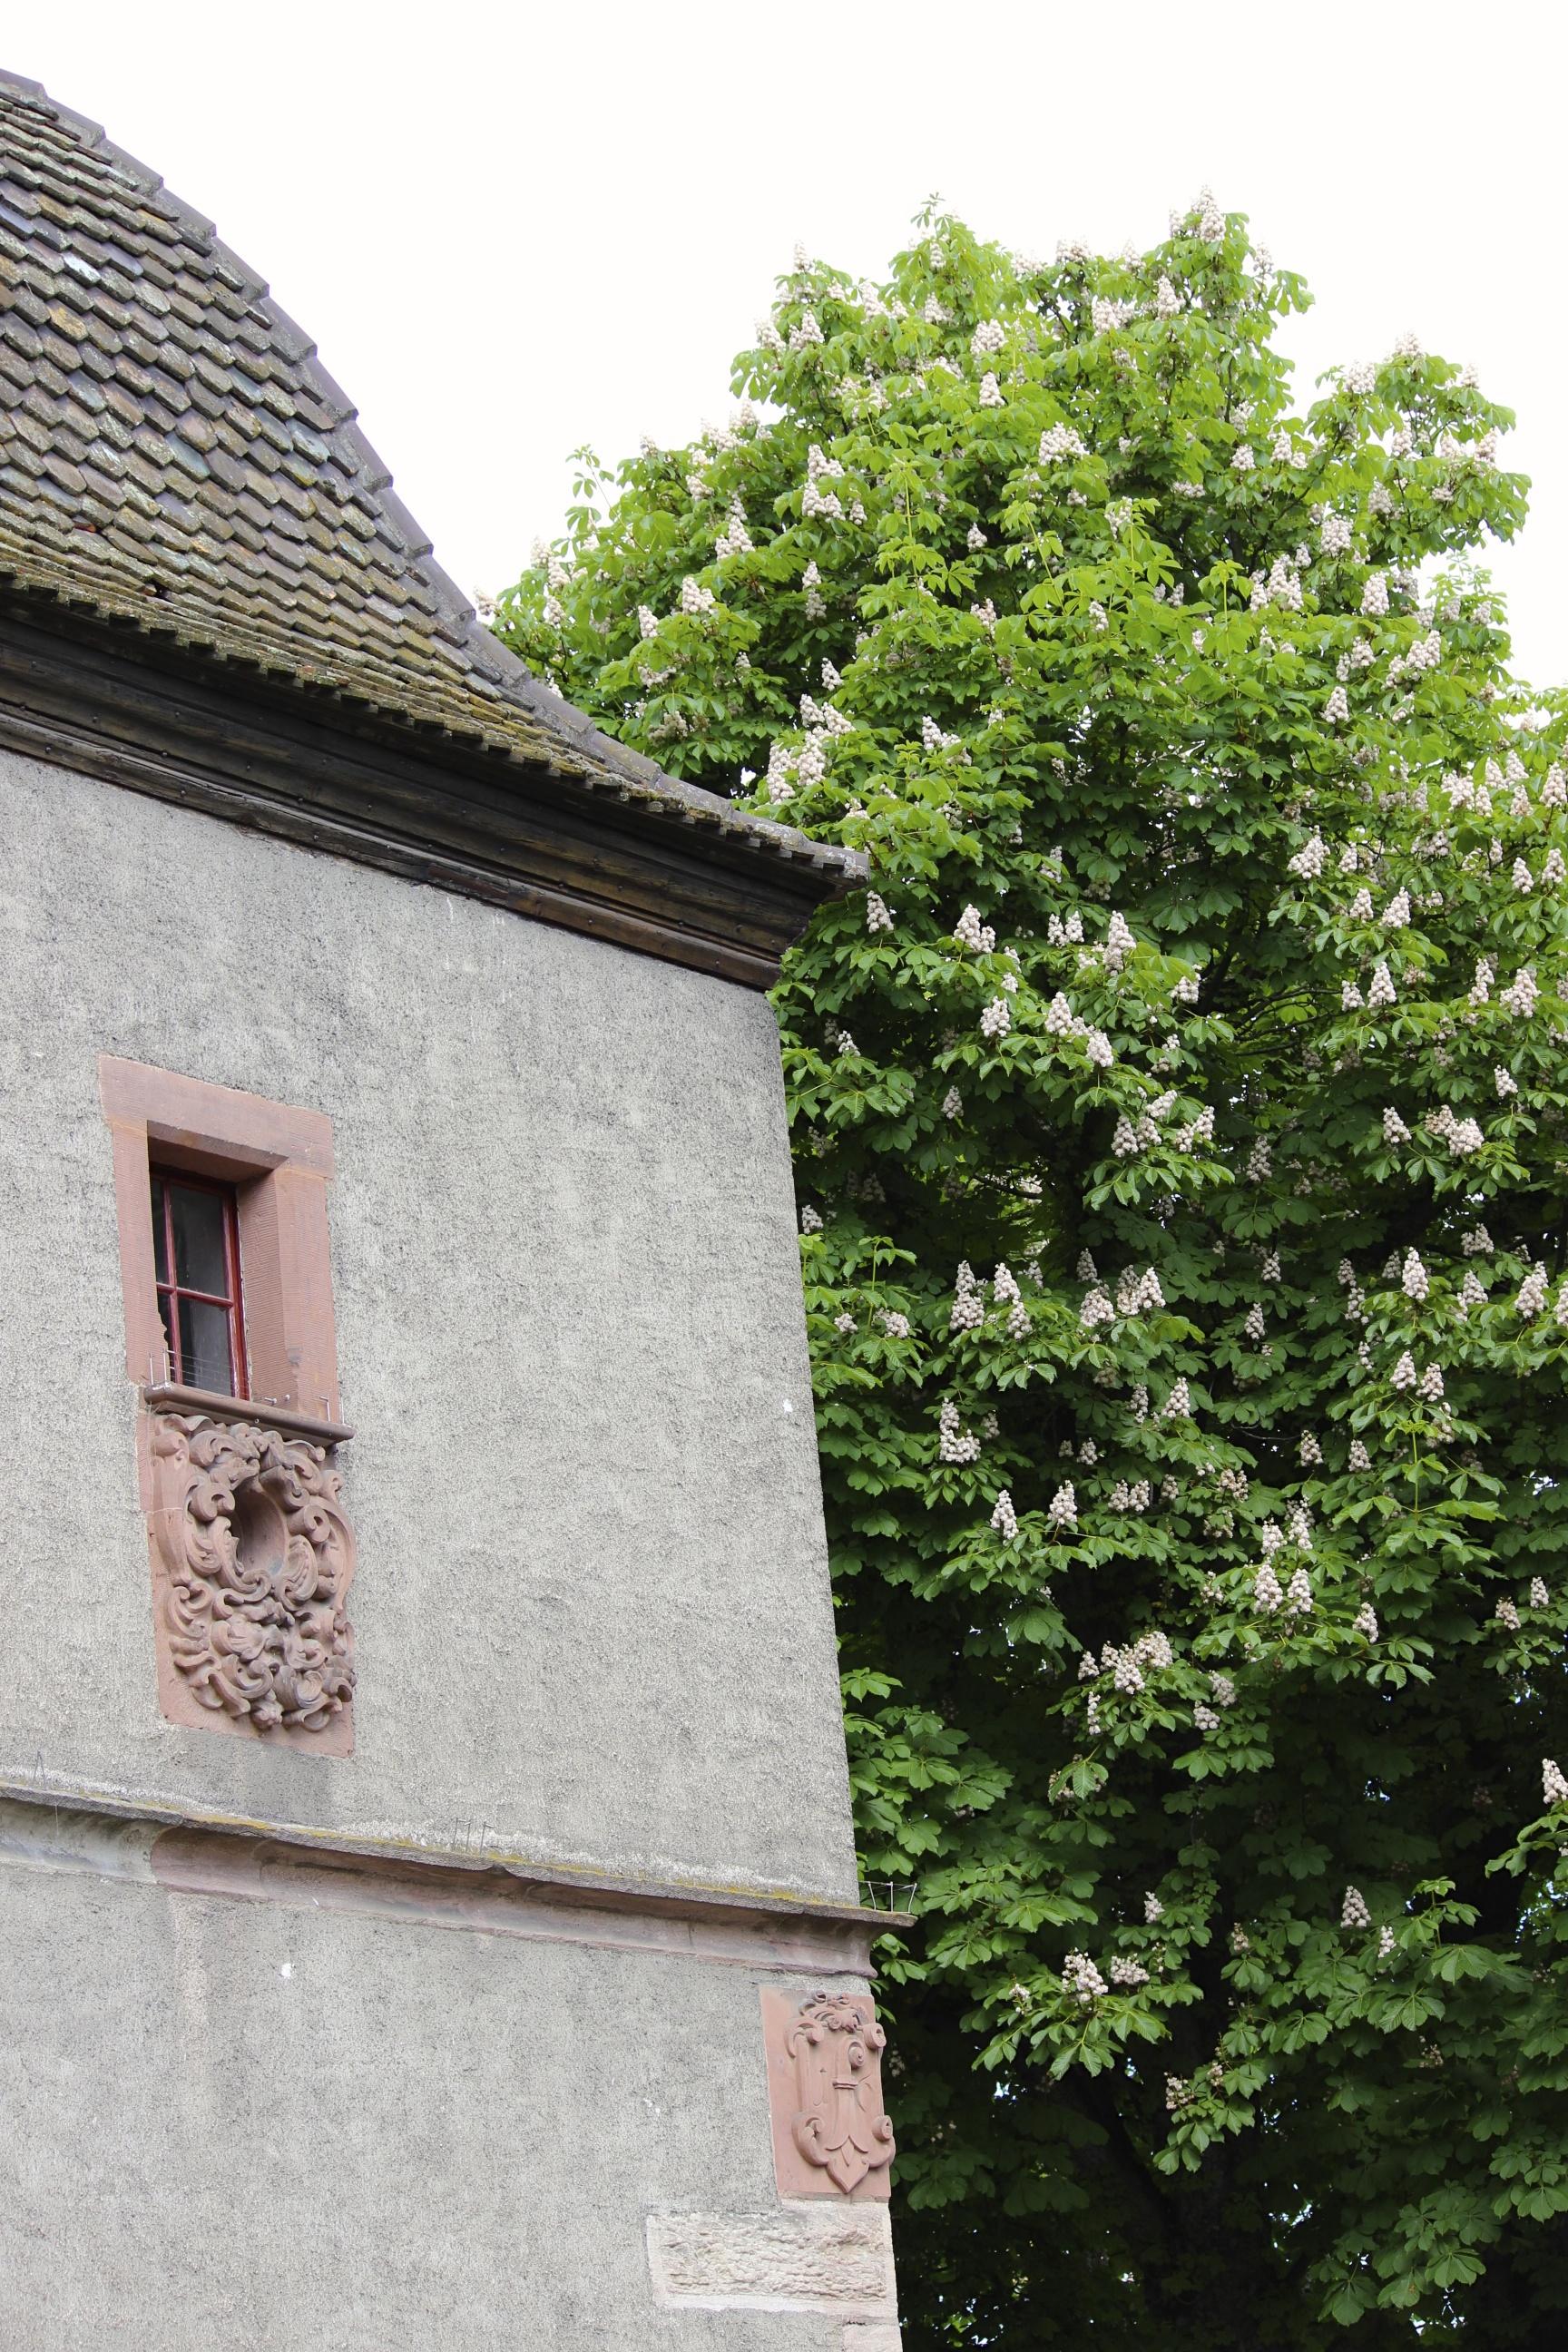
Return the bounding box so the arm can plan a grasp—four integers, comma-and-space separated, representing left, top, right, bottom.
497, 192, 1568, 2345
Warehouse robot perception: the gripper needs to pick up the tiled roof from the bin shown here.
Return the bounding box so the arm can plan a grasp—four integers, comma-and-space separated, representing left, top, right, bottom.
0, 69, 829, 860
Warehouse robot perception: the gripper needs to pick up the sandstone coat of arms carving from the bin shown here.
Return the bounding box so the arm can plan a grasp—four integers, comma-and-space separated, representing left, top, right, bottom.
761, 1989, 896, 2198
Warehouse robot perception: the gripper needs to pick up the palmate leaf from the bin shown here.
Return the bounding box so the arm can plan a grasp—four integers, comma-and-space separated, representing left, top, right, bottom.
499, 197, 1568, 2344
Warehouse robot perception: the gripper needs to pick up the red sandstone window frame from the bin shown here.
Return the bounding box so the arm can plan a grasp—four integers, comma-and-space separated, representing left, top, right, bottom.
99, 1054, 344, 1429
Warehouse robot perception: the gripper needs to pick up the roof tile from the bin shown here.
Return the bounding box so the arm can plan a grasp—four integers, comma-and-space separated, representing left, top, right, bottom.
0, 69, 854, 877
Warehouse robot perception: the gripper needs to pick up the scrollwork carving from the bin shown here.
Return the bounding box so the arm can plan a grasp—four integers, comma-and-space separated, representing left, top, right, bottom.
149, 1412, 356, 1735
785, 1993, 896, 2194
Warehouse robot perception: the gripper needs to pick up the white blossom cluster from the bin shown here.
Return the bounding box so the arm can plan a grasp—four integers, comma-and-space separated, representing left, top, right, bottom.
954, 903, 996, 952
1039, 423, 1087, 462
1341, 1886, 1371, 1930
1422, 1103, 1484, 1155
1103, 910, 1137, 968
995, 1261, 1031, 1338
990, 1490, 1019, 1540
1194, 184, 1226, 241
1517, 1267, 1548, 1318
938, 1398, 981, 1465
1499, 966, 1539, 1017
765, 741, 796, 802
1545, 1759, 1568, 1807
1063, 1950, 1107, 2004
1250, 554, 1303, 612
1044, 994, 1113, 1066
950, 1260, 986, 1332
1112, 1266, 1164, 1315
714, 498, 753, 559
1109, 1480, 1153, 1514
866, 892, 894, 936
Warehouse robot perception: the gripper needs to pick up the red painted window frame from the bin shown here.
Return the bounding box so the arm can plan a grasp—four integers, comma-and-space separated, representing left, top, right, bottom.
149, 1165, 249, 1399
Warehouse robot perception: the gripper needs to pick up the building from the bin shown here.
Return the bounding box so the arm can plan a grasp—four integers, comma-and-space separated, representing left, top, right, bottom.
0, 66, 900, 2348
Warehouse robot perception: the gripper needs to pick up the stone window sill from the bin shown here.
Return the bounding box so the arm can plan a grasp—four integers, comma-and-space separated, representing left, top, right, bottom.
142, 1381, 353, 1447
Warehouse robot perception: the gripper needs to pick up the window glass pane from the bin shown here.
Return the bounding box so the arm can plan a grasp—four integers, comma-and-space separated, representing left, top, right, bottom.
178, 1296, 233, 1396
156, 1291, 176, 1383
170, 1183, 230, 1298
151, 1177, 170, 1287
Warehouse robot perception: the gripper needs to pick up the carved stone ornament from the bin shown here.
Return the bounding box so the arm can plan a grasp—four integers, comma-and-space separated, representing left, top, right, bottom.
762, 1990, 896, 2197
149, 1412, 356, 1736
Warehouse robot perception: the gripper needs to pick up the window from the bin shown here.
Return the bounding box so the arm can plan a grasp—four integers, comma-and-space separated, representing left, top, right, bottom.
101, 1056, 352, 1749
102, 1054, 342, 1427
150, 1170, 247, 1398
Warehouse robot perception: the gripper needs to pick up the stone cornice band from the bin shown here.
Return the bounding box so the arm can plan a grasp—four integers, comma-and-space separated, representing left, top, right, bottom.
0, 1782, 877, 1976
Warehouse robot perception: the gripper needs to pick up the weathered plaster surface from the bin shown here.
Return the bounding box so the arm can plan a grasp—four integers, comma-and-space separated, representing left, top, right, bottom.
0, 1848, 858, 2349
0, 747, 855, 1900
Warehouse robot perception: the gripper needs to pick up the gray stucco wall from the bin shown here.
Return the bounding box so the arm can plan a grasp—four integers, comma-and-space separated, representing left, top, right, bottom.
0, 746, 856, 1902
0, 1837, 859, 2350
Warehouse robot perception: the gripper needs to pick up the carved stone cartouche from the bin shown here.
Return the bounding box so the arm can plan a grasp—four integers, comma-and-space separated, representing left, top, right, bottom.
149, 1412, 355, 1734
786, 1993, 897, 2193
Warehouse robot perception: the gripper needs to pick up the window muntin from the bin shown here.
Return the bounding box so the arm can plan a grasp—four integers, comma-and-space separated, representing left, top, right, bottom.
150, 1170, 247, 1397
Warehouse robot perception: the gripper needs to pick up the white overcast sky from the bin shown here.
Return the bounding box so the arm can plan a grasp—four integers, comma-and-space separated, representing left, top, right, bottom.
21, 3, 1567, 683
